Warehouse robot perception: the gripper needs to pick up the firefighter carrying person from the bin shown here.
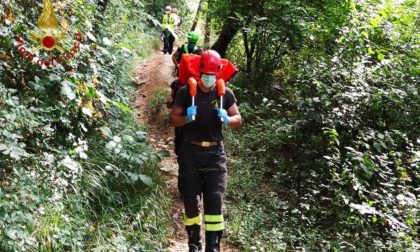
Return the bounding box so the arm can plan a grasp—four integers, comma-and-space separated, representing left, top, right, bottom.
167, 32, 202, 110
169, 31, 204, 157
162, 5, 176, 54
170, 50, 242, 252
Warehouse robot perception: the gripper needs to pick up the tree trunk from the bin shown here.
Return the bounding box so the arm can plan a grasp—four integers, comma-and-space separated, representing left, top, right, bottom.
204, 12, 211, 47
210, 14, 241, 57
97, 0, 110, 13
191, 0, 205, 31
243, 28, 252, 73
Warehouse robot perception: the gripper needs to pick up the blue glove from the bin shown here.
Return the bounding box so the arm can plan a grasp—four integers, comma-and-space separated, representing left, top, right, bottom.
185, 105, 197, 123
216, 108, 229, 126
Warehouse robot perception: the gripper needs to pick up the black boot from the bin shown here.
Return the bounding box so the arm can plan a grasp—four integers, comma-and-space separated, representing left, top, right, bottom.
186, 224, 202, 252
205, 231, 222, 252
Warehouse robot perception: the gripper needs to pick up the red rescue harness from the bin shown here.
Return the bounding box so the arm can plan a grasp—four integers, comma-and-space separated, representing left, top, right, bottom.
178, 54, 238, 86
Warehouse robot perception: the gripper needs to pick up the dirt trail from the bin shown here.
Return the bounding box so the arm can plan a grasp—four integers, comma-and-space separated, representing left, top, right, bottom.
134, 52, 238, 252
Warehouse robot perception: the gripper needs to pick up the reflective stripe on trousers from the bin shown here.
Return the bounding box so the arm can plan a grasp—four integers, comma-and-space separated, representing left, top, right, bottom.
177, 142, 227, 231
204, 214, 224, 231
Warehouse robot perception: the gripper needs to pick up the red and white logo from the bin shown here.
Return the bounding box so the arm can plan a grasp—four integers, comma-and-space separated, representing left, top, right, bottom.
15, 0, 82, 68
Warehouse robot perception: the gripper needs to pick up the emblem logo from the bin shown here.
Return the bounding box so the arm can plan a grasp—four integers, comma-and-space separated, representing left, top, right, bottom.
212, 100, 220, 109
14, 0, 82, 68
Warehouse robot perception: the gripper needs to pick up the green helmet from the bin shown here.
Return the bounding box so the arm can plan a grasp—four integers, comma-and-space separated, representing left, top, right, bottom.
187, 32, 199, 43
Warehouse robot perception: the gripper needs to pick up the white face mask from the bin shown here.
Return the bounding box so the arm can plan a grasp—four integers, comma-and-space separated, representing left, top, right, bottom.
201, 74, 216, 88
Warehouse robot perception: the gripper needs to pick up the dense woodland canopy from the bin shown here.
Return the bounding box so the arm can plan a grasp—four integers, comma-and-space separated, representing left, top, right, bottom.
0, 0, 418, 251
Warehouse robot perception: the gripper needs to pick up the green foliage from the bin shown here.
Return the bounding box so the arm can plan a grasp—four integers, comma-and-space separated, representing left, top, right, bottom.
147, 88, 170, 119
1, 0, 418, 250
221, 0, 419, 250
0, 0, 173, 251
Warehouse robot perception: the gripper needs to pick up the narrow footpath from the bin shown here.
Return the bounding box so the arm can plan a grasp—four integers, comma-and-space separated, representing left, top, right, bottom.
133, 51, 238, 251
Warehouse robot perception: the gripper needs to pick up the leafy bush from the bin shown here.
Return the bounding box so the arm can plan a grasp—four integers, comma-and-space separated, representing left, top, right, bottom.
147, 88, 170, 119
223, 0, 419, 251
0, 0, 173, 251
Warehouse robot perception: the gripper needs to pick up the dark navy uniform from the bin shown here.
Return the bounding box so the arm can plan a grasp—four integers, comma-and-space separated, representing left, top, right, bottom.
174, 84, 236, 250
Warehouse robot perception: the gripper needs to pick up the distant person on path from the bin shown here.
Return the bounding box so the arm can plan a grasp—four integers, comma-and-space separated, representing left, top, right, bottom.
162, 5, 176, 54
170, 7, 181, 52
170, 50, 242, 252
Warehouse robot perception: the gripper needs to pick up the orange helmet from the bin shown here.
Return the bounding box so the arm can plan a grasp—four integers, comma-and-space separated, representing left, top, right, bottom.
200, 50, 222, 75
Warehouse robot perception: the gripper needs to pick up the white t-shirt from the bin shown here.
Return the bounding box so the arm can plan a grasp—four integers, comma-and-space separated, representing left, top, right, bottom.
171, 13, 181, 28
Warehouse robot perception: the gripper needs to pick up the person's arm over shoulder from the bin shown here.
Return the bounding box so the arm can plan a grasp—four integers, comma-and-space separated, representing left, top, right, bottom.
224, 88, 242, 127
172, 47, 182, 68
170, 85, 189, 127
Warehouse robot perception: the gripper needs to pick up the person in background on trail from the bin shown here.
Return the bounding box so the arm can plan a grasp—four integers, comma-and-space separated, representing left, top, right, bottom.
172, 31, 203, 73
169, 7, 180, 53
162, 5, 176, 54
166, 32, 203, 111
170, 50, 242, 252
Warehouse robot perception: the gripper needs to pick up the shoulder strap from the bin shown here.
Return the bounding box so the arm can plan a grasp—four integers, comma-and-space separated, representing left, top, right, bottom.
182, 44, 199, 54
183, 44, 189, 54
